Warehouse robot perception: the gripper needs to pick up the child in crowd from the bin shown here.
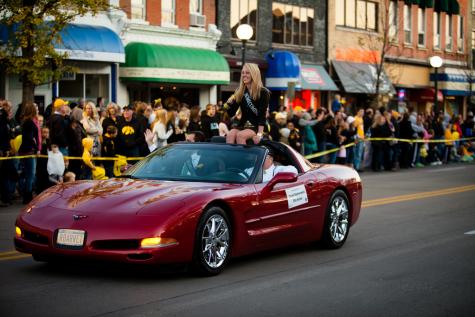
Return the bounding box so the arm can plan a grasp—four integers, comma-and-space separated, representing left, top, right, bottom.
47, 144, 65, 185
64, 171, 76, 182
102, 125, 118, 178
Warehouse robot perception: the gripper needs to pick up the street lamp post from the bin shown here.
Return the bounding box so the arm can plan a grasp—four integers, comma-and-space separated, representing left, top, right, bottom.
430, 56, 444, 114
236, 24, 253, 66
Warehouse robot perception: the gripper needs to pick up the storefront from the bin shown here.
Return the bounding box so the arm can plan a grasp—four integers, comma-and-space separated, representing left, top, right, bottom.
431, 67, 472, 117
119, 42, 229, 107
386, 63, 434, 114
332, 60, 395, 112
298, 64, 338, 110
1, 23, 124, 112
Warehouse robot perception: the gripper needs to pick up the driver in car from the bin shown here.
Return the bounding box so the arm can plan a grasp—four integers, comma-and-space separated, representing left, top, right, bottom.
262, 148, 298, 182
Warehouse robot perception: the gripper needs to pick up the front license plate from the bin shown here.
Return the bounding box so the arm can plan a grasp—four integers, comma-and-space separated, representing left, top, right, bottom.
56, 229, 85, 247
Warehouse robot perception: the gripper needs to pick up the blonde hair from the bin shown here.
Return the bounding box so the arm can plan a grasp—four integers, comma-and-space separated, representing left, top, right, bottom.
151, 108, 169, 130
234, 63, 264, 103
83, 102, 99, 120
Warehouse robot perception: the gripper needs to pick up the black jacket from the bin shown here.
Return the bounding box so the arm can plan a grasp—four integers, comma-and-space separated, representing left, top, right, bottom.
225, 87, 270, 128
48, 113, 68, 147
200, 113, 220, 140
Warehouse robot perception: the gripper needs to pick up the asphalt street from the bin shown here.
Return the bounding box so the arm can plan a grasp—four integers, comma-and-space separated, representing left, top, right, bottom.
0, 163, 474, 317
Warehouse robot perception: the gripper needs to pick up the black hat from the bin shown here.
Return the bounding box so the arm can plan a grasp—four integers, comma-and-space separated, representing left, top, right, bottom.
123, 104, 134, 111
263, 146, 274, 157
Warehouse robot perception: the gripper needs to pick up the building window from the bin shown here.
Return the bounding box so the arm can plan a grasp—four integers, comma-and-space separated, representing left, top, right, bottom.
231, 0, 257, 41
190, 0, 202, 14
389, 0, 398, 41
131, 0, 146, 20
434, 12, 440, 49
272, 2, 314, 46
417, 8, 425, 46
446, 14, 452, 51
403, 5, 412, 44
162, 0, 175, 25
336, 0, 378, 32
457, 16, 464, 53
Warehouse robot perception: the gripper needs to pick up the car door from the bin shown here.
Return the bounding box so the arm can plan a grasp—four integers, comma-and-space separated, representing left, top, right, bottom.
244, 170, 321, 250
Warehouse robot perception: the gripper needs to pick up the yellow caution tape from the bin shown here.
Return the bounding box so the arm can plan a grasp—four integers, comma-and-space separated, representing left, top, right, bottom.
1, 136, 474, 161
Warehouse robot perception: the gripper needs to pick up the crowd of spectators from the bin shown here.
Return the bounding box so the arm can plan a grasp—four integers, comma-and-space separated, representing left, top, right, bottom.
1, 95, 474, 206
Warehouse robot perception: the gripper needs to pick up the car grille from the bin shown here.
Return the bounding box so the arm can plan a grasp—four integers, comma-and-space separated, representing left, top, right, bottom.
91, 239, 140, 250
22, 230, 49, 246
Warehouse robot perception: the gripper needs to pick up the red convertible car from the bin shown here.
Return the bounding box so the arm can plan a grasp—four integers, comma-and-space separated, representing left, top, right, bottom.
15, 141, 362, 275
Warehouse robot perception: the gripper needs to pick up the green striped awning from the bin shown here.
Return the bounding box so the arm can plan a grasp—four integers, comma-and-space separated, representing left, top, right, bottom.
120, 42, 230, 85
418, 0, 434, 8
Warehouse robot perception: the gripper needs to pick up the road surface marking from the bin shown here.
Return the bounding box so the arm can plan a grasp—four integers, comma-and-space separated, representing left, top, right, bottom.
362, 184, 475, 208
0, 251, 30, 261
464, 230, 475, 235
427, 167, 466, 173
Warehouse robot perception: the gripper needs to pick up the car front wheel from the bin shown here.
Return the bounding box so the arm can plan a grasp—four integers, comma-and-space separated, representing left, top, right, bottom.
322, 190, 350, 249
193, 207, 231, 276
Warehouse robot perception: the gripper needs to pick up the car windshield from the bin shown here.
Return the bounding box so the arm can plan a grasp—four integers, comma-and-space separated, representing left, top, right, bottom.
124, 144, 263, 183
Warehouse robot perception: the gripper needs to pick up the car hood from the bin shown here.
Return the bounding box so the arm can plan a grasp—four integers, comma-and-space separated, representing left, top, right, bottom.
47, 178, 229, 213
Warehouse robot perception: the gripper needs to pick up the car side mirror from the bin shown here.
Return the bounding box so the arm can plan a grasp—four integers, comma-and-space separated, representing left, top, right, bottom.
264, 172, 298, 192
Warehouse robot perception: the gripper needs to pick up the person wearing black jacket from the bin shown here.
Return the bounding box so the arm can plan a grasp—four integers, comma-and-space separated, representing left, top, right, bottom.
312, 108, 331, 163
18, 103, 39, 204
48, 98, 69, 155
223, 63, 270, 144
370, 115, 393, 172
117, 105, 142, 161
398, 113, 415, 168
201, 104, 220, 141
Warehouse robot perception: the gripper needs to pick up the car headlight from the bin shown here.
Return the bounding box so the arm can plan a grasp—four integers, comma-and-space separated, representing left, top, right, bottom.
15, 226, 22, 237
140, 237, 178, 248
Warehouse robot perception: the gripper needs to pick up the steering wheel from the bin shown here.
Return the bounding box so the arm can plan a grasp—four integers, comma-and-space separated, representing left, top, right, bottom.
225, 167, 249, 181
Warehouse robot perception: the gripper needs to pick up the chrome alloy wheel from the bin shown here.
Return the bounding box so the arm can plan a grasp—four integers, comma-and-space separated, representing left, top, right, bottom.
329, 196, 349, 243
201, 214, 230, 268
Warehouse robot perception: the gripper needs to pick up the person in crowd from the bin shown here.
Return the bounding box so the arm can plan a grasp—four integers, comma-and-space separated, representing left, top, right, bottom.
324, 116, 339, 164
97, 97, 106, 113
370, 114, 393, 172
81, 101, 103, 157
164, 101, 181, 144
0, 100, 14, 206
36, 127, 51, 193
102, 103, 120, 132
117, 105, 141, 159
144, 103, 155, 126
151, 108, 173, 149
331, 94, 343, 113
398, 113, 415, 168
223, 63, 270, 144
461, 111, 474, 137
288, 106, 319, 154
64, 171, 76, 183
269, 112, 285, 142
134, 101, 149, 156
188, 105, 202, 133
48, 98, 69, 156
302, 112, 317, 156
71, 98, 85, 122
352, 108, 365, 171
47, 144, 65, 185
287, 121, 302, 153
201, 103, 220, 141
219, 112, 231, 137
81, 137, 96, 180
432, 111, 446, 162
18, 102, 39, 204
341, 116, 356, 167
178, 108, 191, 140
262, 147, 298, 182
102, 125, 118, 178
